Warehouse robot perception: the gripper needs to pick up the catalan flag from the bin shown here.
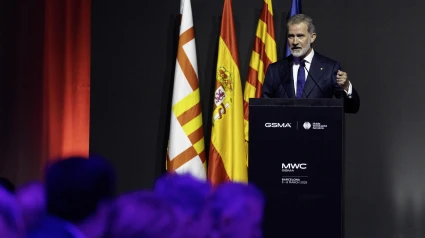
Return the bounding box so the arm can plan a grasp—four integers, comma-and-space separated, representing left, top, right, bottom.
167, 0, 206, 179
243, 0, 277, 158
208, 0, 247, 185
285, 0, 302, 56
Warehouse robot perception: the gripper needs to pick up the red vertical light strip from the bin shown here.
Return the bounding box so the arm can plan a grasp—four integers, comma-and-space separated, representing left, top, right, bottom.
42, 0, 90, 162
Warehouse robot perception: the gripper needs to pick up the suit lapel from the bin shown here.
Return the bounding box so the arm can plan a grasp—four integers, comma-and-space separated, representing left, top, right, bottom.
303, 54, 324, 98
280, 58, 295, 98
285, 65, 295, 98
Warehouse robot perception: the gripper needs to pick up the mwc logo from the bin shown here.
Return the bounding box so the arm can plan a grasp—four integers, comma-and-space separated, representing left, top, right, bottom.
282, 163, 307, 173
282, 163, 307, 170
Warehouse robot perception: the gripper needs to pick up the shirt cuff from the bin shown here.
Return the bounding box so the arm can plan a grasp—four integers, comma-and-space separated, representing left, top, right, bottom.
345, 82, 353, 96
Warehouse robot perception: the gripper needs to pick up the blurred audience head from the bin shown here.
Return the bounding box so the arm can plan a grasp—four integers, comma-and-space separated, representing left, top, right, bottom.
209, 182, 265, 238
45, 155, 116, 237
16, 181, 45, 230
106, 190, 183, 238
154, 173, 213, 238
0, 177, 15, 194
0, 187, 24, 238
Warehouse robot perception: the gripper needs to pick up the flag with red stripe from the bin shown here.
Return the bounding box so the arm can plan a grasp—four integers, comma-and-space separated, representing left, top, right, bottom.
243, 0, 277, 157
208, 0, 247, 185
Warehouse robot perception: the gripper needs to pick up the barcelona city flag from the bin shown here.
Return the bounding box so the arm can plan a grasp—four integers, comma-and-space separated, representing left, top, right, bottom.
167, 0, 206, 179
243, 0, 277, 158
208, 0, 247, 185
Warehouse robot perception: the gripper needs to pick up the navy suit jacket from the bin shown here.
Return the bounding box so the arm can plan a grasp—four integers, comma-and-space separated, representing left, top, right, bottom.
262, 52, 360, 113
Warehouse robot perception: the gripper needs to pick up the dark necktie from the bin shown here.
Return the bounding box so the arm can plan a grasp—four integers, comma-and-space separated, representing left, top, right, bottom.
295, 59, 306, 98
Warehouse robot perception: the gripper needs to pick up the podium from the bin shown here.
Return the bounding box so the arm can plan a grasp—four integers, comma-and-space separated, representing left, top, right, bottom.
248, 98, 344, 238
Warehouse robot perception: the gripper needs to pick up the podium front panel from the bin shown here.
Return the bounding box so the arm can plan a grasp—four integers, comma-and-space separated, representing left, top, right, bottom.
248, 98, 344, 238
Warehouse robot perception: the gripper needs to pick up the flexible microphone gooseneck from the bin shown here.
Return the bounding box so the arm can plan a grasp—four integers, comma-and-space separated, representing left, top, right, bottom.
302, 61, 346, 99
300, 61, 323, 97
271, 61, 290, 98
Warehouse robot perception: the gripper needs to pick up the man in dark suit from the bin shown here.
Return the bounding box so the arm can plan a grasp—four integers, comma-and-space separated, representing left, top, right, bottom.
262, 14, 360, 113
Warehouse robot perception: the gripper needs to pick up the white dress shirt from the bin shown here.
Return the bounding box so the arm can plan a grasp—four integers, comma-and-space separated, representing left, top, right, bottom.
292, 49, 315, 95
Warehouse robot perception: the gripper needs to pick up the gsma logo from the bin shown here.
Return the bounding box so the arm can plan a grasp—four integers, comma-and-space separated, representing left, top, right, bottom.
265, 123, 291, 128
282, 163, 307, 170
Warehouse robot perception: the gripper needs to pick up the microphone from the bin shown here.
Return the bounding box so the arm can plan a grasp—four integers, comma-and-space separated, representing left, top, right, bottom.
300, 61, 324, 97
301, 61, 345, 99
271, 61, 290, 98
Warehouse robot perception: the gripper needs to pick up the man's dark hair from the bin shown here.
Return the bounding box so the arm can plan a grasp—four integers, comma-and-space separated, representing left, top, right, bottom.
45, 156, 116, 223
287, 14, 316, 34
0, 177, 15, 194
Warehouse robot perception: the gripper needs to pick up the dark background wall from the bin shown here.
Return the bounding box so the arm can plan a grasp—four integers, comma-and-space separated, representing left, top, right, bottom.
0, 0, 46, 184
90, 0, 425, 237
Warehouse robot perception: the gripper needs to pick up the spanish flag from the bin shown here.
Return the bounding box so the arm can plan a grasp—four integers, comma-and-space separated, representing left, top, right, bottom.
167, 0, 206, 179
243, 0, 277, 158
208, 0, 247, 185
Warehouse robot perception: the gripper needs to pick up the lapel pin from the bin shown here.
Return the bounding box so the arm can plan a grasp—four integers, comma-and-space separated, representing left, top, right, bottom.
320, 68, 323, 70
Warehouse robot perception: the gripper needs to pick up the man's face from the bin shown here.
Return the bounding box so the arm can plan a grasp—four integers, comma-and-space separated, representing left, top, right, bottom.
288, 22, 316, 58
